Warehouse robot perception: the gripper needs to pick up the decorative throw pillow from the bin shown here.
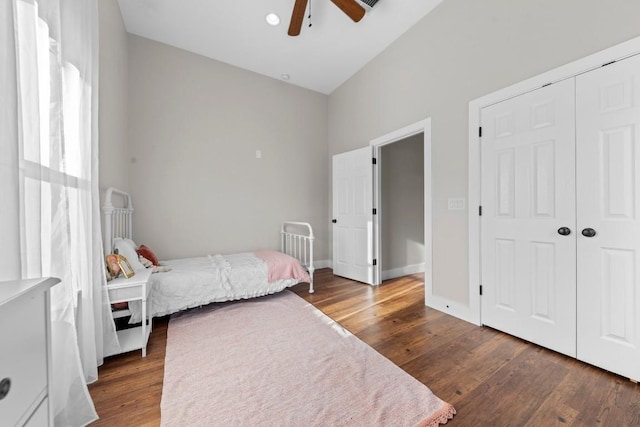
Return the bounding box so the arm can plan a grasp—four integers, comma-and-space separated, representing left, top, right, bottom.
137, 244, 159, 266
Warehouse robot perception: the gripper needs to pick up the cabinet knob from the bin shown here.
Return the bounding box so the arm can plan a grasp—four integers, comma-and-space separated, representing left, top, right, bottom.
0, 377, 11, 400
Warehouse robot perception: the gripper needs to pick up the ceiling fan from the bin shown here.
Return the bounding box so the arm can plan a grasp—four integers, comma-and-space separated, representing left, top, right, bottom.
288, 0, 366, 37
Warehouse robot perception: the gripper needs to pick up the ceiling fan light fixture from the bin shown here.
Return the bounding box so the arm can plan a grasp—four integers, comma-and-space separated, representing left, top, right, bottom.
265, 13, 281, 26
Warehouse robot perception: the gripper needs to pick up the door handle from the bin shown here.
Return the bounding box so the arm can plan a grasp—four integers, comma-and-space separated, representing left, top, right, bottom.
581, 228, 597, 237
557, 227, 571, 236
332, 219, 337, 223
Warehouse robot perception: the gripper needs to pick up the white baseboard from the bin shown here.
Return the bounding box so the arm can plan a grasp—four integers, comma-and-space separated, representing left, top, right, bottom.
309, 261, 424, 280
312, 259, 332, 270
426, 295, 480, 326
382, 263, 425, 281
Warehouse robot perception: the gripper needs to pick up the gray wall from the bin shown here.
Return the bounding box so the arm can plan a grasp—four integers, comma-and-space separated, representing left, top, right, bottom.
381, 134, 424, 272
98, 0, 129, 195
328, 0, 640, 304
126, 35, 329, 260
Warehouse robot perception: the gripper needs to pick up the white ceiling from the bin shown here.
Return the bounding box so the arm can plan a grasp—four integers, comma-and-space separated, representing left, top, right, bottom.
117, 0, 442, 94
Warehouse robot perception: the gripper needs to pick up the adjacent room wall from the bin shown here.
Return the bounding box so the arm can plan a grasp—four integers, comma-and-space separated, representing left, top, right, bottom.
98, 0, 129, 195
126, 35, 329, 261
381, 134, 424, 274
328, 0, 640, 306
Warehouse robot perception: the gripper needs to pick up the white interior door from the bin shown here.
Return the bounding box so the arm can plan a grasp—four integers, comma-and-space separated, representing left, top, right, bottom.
576, 54, 640, 381
481, 79, 577, 357
332, 147, 374, 285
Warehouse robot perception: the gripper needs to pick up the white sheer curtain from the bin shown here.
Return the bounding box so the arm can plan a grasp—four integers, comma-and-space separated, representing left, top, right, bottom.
5, 0, 119, 425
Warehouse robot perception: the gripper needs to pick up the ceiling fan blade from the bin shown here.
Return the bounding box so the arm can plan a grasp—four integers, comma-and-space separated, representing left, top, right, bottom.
330, 0, 366, 23
288, 0, 308, 36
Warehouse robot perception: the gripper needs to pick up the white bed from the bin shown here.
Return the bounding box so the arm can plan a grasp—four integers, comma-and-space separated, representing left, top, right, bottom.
103, 188, 315, 322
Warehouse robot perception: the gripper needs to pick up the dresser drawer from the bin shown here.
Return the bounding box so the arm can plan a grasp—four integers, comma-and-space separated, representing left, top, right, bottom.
25, 396, 49, 427
0, 291, 47, 426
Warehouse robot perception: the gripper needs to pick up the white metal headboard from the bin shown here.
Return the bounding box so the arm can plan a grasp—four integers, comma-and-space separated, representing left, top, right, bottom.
281, 221, 315, 293
103, 187, 134, 255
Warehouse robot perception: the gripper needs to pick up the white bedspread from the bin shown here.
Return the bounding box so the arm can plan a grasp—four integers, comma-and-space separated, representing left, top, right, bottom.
128, 252, 300, 323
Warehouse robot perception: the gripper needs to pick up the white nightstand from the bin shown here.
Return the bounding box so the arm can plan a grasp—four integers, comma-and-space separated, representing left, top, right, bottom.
106, 269, 152, 357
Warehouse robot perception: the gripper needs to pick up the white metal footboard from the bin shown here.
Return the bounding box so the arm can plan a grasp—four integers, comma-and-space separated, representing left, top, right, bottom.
281, 221, 315, 293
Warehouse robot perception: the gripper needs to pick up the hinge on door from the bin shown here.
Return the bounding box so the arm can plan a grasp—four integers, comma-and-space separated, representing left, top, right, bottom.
372, 157, 377, 165
542, 82, 552, 88
479, 285, 483, 295
373, 208, 377, 215
479, 206, 482, 216
602, 60, 616, 67
373, 259, 377, 266
478, 127, 482, 138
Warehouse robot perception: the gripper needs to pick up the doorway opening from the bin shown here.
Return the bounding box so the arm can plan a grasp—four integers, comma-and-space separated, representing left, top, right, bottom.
379, 134, 424, 281
371, 119, 432, 295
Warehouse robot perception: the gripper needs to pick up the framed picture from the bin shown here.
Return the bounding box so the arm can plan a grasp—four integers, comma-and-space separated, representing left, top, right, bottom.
106, 254, 136, 279
117, 254, 136, 279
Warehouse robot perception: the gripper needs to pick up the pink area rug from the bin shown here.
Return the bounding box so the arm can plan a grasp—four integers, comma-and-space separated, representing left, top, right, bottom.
161, 291, 455, 426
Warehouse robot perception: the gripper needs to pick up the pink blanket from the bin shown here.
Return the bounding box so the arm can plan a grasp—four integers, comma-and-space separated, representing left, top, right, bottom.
254, 250, 311, 283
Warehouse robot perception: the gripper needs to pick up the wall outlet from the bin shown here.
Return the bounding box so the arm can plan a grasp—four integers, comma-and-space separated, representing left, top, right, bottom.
255, 150, 262, 159
448, 198, 465, 210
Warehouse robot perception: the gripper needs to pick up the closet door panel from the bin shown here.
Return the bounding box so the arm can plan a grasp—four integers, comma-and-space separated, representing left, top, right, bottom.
481, 78, 577, 357
576, 54, 640, 381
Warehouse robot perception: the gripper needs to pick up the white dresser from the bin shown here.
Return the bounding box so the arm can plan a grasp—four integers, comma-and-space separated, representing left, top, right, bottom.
0, 277, 60, 427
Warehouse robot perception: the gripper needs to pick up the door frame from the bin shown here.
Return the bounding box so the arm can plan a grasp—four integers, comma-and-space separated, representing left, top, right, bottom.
467, 36, 640, 326
370, 118, 432, 295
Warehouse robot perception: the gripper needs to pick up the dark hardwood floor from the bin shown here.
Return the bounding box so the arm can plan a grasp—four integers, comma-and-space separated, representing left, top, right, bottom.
89, 269, 640, 426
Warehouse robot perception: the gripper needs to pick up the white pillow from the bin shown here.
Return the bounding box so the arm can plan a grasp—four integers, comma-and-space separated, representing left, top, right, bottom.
122, 237, 137, 249
113, 237, 146, 271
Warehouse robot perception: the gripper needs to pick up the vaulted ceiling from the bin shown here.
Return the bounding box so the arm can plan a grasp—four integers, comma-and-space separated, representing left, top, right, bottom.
117, 0, 442, 94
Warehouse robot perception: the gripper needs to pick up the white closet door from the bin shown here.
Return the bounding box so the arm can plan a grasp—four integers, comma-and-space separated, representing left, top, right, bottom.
481, 79, 577, 357
576, 54, 640, 381
332, 147, 375, 285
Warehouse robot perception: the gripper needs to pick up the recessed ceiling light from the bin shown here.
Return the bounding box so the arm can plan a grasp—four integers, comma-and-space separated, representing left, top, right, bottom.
281, 74, 290, 80
265, 13, 280, 26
